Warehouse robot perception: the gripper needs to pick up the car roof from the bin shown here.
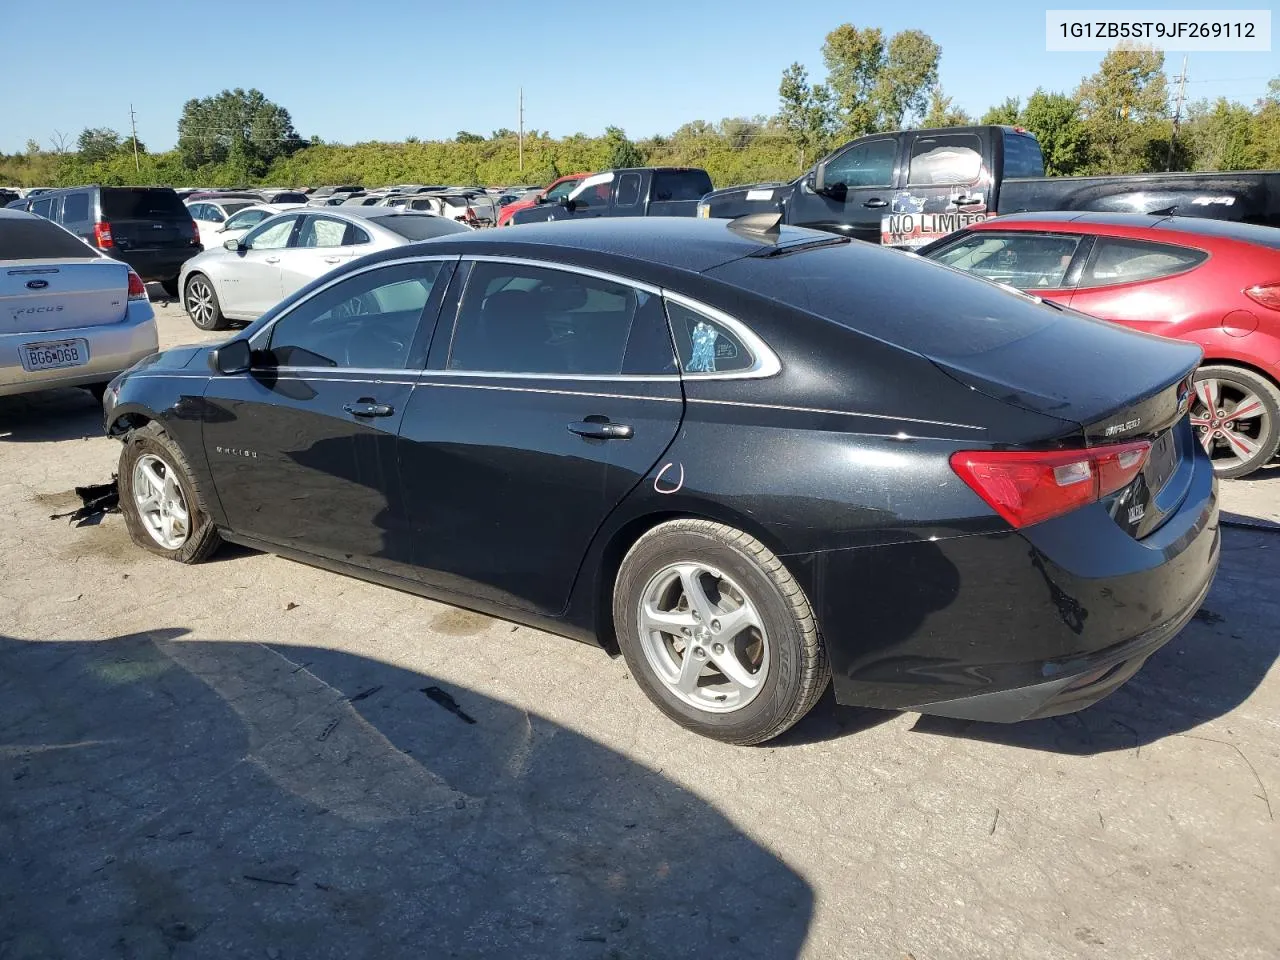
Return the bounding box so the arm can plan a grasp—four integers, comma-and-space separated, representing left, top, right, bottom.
0, 208, 37, 220
404, 217, 824, 273
1152, 216, 1280, 250
980, 211, 1171, 229
977, 211, 1280, 250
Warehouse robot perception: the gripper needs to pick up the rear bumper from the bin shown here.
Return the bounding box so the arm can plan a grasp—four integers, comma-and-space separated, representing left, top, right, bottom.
793, 437, 1220, 722
110, 247, 201, 282
0, 302, 158, 397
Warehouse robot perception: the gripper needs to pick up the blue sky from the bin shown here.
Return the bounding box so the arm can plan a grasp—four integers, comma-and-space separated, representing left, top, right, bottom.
3, 0, 1274, 154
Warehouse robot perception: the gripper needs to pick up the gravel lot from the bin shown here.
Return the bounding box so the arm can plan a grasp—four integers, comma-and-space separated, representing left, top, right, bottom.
1, 293, 1277, 959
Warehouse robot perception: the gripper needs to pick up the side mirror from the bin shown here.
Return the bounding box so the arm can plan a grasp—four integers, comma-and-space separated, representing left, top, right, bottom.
813, 160, 847, 201
208, 338, 252, 375
223, 237, 244, 252
559, 196, 576, 212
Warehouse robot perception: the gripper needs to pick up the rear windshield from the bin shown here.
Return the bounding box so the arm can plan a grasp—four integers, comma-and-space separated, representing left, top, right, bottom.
708, 242, 1056, 360
651, 170, 713, 202
222, 201, 255, 215
1002, 132, 1045, 178
0, 216, 98, 259
101, 188, 188, 219
442, 196, 470, 207
377, 214, 471, 241
270, 192, 307, 204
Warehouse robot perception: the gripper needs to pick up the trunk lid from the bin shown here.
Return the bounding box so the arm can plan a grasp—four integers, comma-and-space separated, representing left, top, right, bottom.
3, 258, 129, 332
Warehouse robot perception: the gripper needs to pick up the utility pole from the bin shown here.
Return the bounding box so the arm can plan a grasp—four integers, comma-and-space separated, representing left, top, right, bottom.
128, 103, 141, 172
518, 87, 524, 174
1167, 55, 1188, 171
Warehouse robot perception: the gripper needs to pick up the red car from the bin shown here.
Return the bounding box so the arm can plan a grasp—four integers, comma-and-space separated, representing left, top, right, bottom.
922, 213, 1280, 477
496, 173, 591, 227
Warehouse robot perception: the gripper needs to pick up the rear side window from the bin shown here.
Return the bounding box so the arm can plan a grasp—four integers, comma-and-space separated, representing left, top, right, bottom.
1080, 238, 1208, 288
615, 173, 643, 207
908, 133, 983, 186
651, 170, 713, 202
101, 188, 187, 219
1002, 132, 1045, 179
61, 193, 90, 223
0, 216, 97, 259
31, 198, 54, 219
928, 232, 1083, 290
666, 301, 754, 374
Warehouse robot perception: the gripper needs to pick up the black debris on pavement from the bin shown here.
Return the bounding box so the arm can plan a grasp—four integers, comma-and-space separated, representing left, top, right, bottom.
48, 477, 120, 526
421, 685, 476, 724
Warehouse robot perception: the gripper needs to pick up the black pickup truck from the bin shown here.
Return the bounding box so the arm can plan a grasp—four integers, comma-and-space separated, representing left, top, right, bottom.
508, 167, 713, 225
698, 125, 1280, 248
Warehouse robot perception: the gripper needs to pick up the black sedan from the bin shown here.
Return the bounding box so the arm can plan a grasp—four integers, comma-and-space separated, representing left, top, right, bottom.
102, 217, 1220, 744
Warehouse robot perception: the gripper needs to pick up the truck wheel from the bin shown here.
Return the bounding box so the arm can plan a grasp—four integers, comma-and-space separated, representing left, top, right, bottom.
613, 519, 830, 745
118, 422, 222, 563
1190, 364, 1280, 479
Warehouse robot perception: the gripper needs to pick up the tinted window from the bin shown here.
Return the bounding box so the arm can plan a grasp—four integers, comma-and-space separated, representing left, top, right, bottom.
928, 232, 1083, 290
100, 188, 187, 219
31, 198, 54, 219
351, 226, 371, 244
297, 216, 348, 248
378, 214, 470, 241
220, 201, 254, 217
908, 133, 983, 186
651, 170, 713, 202
449, 262, 653, 375
615, 173, 642, 207
666, 301, 754, 374
1080, 238, 1208, 288
245, 217, 298, 250
61, 193, 90, 223
0, 216, 97, 259
822, 139, 896, 188
570, 177, 613, 208
268, 262, 443, 368
225, 209, 269, 231
1002, 132, 1045, 179
270, 192, 307, 204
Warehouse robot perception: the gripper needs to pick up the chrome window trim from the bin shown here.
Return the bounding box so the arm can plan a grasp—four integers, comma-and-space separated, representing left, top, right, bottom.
662, 289, 781, 381
460, 255, 661, 296
686, 396, 984, 431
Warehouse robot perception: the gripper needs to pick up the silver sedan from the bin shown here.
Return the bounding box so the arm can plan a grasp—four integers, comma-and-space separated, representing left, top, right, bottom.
177, 207, 470, 330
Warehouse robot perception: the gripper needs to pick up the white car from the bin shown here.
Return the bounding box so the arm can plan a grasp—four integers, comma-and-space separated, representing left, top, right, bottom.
185, 198, 262, 249
401, 192, 495, 227
209, 203, 304, 246
177, 207, 471, 330
0, 209, 158, 398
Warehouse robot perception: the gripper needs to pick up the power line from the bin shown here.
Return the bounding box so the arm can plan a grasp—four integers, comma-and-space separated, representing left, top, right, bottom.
1167, 55, 1188, 171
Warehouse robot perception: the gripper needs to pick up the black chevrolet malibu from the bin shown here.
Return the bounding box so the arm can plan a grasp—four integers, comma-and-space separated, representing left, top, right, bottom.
102, 217, 1219, 744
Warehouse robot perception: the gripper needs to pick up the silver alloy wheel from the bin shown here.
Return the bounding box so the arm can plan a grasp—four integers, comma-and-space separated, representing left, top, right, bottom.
1190, 376, 1269, 471
131, 453, 191, 550
185, 278, 215, 327
637, 562, 769, 714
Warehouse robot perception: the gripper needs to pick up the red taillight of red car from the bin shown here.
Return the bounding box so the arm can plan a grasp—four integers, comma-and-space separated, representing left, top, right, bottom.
126, 270, 147, 300
1244, 283, 1280, 312
93, 222, 114, 248
950, 440, 1151, 528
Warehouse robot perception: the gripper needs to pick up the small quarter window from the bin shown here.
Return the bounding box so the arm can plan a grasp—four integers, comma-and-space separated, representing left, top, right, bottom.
666, 301, 754, 374
1079, 238, 1208, 288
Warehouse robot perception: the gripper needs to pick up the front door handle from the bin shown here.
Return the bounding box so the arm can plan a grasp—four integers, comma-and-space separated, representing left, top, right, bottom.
323, 255, 341, 264
264, 255, 281, 263
568, 418, 633, 440
344, 399, 394, 418
862, 198, 888, 208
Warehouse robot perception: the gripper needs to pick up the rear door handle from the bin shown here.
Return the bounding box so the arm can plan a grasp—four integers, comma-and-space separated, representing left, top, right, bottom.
568, 419, 633, 440
344, 399, 394, 418
862, 198, 888, 208
323, 255, 341, 264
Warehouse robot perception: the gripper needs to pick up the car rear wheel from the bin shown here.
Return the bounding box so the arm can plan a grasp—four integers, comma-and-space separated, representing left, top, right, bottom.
613, 519, 829, 744
1190, 365, 1280, 479
161, 276, 180, 298
184, 274, 228, 331
118, 422, 221, 563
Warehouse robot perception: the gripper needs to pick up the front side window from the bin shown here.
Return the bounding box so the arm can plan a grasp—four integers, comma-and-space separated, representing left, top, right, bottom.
1079, 238, 1208, 288
928, 232, 1083, 290
31, 198, 54, 219
822, 139, 896, 189
244, 216, 298, 250
296, 216, 348, 248
666, 301, 754, 374
266, 262, 443, 369
204, 206, 226, 223
908, 133, 983, 186
569, 174, 614, 208
448, 261, 654, 375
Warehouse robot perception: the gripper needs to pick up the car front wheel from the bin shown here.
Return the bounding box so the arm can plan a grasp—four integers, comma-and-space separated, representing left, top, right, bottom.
613, 519, 830, 744
184, 273, 228, 331
118, 422, 222, 563
1190, 364, 1280, 479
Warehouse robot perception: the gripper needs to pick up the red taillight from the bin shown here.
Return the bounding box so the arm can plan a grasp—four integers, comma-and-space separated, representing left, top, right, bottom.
950, 440, 1151, 528
127, 270, 147, 300
1244, 283, 1280, 312
190, 220, 201, 246
93, 222, 113, 248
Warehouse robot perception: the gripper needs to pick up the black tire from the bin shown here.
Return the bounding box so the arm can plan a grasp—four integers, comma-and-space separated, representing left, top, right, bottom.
1192, 364, 1280, 479
613, 519, 829, 745
118, 422, 222, 563
160, 276, 180, 298
184, 273, 228, 331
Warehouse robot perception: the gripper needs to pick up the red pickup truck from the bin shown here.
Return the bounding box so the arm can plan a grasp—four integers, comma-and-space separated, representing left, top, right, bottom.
497, 173, 591, 227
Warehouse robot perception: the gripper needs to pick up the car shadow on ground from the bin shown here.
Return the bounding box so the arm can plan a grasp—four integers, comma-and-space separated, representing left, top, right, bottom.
0, 630, 813, 960
0, 388, 103, 443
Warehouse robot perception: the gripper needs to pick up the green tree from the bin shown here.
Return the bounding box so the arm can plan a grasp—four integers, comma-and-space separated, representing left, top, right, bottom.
874, 30, 941, 128
778, 62, 835, 164
78, 127, 122, 162
177, 88, 302, 175
821, 24, 885, 136
1184, 98, 1259, 170
981, 96, 1021, 126
455, 131, 484, 143
491, 128, 516, 139
1075, 46, 1169, 173
604, 126, 644, 167
921, 86, 972, 127
1020, 90, 1090, 175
